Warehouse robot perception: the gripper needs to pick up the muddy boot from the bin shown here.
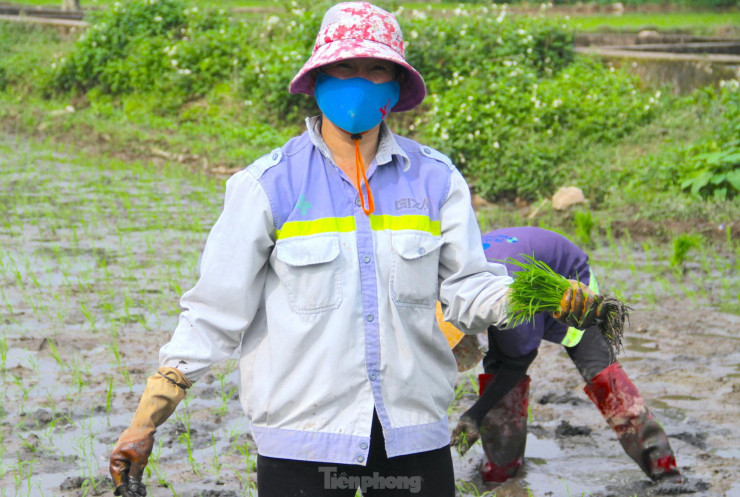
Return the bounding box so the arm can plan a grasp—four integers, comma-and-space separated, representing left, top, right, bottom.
478, 373, 530, 483
584, 363, 682, 482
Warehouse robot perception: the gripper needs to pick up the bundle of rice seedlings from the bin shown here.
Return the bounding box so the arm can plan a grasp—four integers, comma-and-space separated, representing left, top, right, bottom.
505, 255, 628, 359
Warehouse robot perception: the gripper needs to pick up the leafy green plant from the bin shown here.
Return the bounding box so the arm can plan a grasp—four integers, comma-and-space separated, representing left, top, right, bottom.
680, 82, 740, 200
681, 149, 740, 200
50, 0, 253, 104
415, 52, 656, 200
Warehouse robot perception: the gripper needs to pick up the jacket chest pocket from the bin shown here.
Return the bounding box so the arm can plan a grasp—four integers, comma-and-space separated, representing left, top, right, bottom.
275, 235, 342, 313
391, 233, 444, 308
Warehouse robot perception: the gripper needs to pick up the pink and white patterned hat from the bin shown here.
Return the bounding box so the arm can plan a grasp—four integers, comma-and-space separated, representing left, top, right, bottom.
289, 2, 426, 112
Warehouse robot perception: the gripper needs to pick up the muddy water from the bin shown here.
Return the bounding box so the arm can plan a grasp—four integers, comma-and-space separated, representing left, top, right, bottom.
1, 136, 739, 497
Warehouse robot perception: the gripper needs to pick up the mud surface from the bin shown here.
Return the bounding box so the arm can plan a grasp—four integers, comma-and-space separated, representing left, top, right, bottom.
1, 136, 738, 497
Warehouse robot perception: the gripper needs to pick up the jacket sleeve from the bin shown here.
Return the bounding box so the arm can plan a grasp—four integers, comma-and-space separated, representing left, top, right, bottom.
437, 170, 512, 334
159, 169, 274, 381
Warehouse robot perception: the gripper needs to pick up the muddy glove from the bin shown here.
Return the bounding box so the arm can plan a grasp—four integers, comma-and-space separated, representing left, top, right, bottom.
451, 413, 480, 455
552, 280, 604, 329
110, 367, 191, 497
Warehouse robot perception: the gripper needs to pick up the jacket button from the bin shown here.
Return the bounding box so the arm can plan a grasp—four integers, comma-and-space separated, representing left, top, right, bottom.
360, 442, 368, 449
417, 247, 426, 255
356, 455, 365, 463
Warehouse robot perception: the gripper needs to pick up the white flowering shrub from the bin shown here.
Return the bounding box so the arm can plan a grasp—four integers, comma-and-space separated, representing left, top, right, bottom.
238, 4, 325, 124
46, 1, 665, 201
403, 9, 658, 200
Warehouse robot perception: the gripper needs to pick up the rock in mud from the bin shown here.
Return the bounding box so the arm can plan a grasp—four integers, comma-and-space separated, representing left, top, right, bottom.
648, 477, 710, 495
60, 475, 112, 493
555, 420, 592, 437
33, 408, 53, 426
669, 431, 707, 449
552, 186, 586, 210
537, 392, 588, 406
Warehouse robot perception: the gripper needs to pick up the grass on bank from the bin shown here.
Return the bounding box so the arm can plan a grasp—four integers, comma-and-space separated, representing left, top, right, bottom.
567, 11, 740, 35
1, 3, 739, 235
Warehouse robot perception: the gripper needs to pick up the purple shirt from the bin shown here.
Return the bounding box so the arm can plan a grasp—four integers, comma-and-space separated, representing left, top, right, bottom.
482, 227, 591, 357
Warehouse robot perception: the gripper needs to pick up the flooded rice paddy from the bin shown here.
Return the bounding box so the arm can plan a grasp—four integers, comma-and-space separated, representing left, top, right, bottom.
1, 135, 738, 496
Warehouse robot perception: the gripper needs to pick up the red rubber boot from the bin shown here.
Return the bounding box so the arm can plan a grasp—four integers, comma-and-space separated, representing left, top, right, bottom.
478, 373, 530, 483
584, 363, 682, 482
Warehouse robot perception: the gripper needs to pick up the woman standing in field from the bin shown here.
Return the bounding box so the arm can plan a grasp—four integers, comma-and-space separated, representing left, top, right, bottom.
108, 4, 600, 496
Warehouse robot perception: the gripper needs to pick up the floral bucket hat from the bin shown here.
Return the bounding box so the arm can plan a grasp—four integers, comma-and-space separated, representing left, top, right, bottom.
289, 2, 426, 112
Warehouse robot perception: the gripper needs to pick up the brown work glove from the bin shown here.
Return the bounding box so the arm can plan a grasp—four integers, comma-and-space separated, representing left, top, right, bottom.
450, 414, 480, 456
110, 367, 191, 497
552, 280, 604, 329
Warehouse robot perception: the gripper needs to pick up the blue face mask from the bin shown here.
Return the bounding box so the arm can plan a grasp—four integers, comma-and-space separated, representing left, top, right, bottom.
314, 73, 400, 135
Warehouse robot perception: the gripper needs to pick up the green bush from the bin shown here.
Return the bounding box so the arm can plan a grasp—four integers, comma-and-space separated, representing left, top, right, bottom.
405, 8, 574, 87
414, 55, 656, 200
239, 6, 326, 124
50, 0, 251, 101
40, 1, 665, 201
680, 82, 740, 200
0, 22, 65, 94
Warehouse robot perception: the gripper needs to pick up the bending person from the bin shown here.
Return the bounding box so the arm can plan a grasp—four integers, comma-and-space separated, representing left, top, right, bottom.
451, 226, 682, 484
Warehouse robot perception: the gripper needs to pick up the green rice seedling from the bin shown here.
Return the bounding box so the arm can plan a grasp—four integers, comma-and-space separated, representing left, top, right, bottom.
506, 255, 628, 360
79, 302, 97, 331
107, 341, 122, 368
670, 233, 704, 270
0, 334, 8, 371
13, 455, 37, 497
105, 376, 115, 414
69, 357, 91, 393
573, 210, 595, 247
145, 440, 177, 496
10, 373, 33, 415
466, 371, 479, 396
455, 480, 496, 496
448, 377, 472, 417
235, 440, 257, 473
209, 433, 223, 481
506, 255, 572, 326
215, 361, 238, 417
176, 408, 201, 476
46, 339, 64, 368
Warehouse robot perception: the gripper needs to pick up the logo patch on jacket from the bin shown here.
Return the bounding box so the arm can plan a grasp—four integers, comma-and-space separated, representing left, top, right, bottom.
295, 195, 313, 216
395, 197, 429, 211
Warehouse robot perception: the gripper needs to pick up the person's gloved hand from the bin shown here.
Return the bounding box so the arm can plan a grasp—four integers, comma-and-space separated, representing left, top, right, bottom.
551, 280, 604, 329
450, 414, 480, 456
110, 367, 191, 496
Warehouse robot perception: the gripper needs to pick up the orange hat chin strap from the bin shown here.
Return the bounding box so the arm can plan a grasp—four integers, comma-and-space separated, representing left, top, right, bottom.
351, 133, 374, 215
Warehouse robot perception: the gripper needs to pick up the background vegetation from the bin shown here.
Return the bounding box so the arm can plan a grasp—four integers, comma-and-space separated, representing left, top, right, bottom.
1, 0, 739, 239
